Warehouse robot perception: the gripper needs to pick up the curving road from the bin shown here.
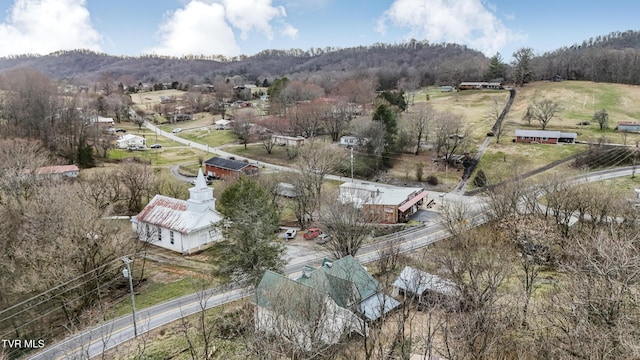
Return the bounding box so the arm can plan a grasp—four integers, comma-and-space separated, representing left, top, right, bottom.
27, 122, 639, 359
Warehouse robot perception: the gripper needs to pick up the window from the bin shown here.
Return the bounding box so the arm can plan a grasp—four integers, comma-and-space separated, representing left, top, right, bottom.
157, 227, 162, 242
145, 224, 150, 239
170, 231, 174, 245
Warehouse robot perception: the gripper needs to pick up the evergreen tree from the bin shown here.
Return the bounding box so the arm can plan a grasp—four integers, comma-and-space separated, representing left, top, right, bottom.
485, 52, 506, 81
377, 90, 407, 111
372, 104, 398, 169
214, 177, 285, 285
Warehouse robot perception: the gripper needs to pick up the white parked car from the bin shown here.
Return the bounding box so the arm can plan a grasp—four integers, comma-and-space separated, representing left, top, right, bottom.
284, 229, 297, 240
316, 233, 331, 244
172, 128, 182, 134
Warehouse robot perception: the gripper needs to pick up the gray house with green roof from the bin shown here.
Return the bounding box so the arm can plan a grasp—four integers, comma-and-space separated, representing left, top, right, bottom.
255, 256, 399, 350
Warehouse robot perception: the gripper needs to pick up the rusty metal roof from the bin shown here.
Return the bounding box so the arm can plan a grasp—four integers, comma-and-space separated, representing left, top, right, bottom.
135, 195, 221, 234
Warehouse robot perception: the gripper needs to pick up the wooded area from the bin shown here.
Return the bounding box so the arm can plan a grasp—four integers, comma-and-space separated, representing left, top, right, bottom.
1, 29, 640, 359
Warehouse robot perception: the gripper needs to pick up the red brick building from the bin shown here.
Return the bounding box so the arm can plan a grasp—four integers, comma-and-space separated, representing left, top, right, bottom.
514, 130, 577, 144
204, 157, 258, 180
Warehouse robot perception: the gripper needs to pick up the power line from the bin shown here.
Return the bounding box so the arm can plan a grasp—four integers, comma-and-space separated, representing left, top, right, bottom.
0, 256, 129, 318
0, 262, 122, 327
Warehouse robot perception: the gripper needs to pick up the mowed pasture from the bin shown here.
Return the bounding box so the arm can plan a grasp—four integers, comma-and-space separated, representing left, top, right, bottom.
113, 82, 640, 190
415, 81, 640, 187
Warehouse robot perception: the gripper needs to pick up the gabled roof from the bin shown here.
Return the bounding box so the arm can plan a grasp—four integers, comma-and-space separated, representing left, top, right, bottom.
258, 255, 399, 321
36, 165, 79, 175
393, 266, 458, 297
514, 130, 577, 139
204, 156, 252, 171
339, 182, 424, 207
256, 271, 333, 327
134, 194, 221, 234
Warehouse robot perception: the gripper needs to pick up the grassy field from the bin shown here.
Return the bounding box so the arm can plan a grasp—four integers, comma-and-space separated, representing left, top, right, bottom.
414, 81, 640, 189
177, 128, 237, 148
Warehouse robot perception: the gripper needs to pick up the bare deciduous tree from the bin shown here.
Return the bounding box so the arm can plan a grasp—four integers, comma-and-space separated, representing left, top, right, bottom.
433, 112, 470, 165
118, 162, 154, 214
320, 194, 375, 258
531, 99, 560, 130
406, 104, 435, 155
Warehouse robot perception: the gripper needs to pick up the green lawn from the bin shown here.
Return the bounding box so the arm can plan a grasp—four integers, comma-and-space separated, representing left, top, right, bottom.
472, 142, 588, 185
108, 147, 209, 166
109, 277, 199, 319
177, 129, 237, 147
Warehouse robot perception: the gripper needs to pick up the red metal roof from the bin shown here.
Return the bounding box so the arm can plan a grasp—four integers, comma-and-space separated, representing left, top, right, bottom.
135, 196, 191, 233
397, 190, 428, 212
36, 165, 79, 175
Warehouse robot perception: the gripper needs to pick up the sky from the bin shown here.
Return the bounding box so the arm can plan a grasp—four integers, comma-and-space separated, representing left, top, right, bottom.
0, 0, 638, 61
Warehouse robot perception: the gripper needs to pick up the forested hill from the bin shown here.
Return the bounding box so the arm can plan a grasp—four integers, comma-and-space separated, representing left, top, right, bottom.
3, 30, 640, 86
0, 41, 486, 87
534, 30, 640, 84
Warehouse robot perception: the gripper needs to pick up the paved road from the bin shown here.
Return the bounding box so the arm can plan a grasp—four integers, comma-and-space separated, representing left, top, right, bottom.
28, 219, 458, 360
146, 122, 404, 189
28, 125, 638, 359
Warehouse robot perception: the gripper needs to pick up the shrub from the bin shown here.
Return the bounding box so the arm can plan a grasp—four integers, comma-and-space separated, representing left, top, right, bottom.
415, 164, 424, 181
426, 175, 439, 185
473, 170, 487, 187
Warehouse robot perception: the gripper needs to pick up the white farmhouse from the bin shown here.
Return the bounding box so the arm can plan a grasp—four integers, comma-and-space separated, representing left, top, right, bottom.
131, 169, 223, 254
214, 119, 233, 130
116, 134, 146, 149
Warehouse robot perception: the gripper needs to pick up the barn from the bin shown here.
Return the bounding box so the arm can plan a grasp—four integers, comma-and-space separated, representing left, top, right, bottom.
617, 122, 640, 132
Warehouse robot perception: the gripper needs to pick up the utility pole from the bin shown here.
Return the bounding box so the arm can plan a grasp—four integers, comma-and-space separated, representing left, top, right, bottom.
350, 146, 354, 182
121, 256, 137, 338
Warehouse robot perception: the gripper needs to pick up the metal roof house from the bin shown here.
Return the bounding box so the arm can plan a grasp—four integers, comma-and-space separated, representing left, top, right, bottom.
514, 129, 577, 144
392, 266, 459, 309
214, 119, 233, 130
339, 183, 428, 224
116, 134, 146, 149
131, 169, 223, 254
458, 81, 504, 90
204, 156, 259, 180
255, 255, 399, 350
35, 165, 79, 179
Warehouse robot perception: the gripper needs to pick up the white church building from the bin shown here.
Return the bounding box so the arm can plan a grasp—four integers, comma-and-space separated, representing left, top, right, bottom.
131, 169, 223, 254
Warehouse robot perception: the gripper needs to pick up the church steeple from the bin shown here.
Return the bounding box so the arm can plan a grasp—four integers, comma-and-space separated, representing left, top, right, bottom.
188, 169, 214, 208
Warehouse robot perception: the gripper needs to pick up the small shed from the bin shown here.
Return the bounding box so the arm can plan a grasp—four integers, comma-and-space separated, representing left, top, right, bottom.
275, 182, 298, 198
272, 135, 305, 147
617, 122, 640, 132
392, 266, 459, 309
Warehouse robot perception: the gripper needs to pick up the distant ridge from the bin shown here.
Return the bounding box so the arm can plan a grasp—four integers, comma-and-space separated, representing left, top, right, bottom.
0, 41, 485, 85
2, 30, 640, 86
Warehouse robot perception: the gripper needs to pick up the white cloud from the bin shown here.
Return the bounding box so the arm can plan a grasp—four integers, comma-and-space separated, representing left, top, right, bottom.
148, 0, 298, 57
146, 1, 240, 57
0, 0, 102, 56
377, 0, 523, 56
281, 24, 299, 39
222, 0, 285, 40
